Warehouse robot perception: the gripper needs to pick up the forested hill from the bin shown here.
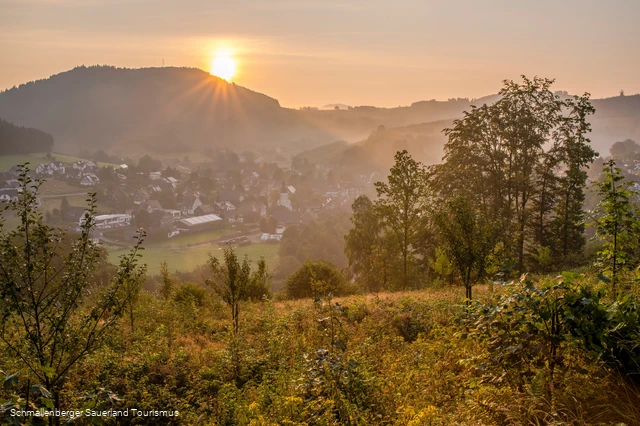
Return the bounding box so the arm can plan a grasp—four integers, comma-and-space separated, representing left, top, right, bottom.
0, 66, 339, 155
0, 118, 53, 155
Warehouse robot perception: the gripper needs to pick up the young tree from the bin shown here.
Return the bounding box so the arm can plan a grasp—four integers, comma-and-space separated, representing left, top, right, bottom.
344, 195, 387, 291
374, 150, 429, 289
434, 196, 496, 300
123, 249, 147, 333
0, 165, 146, 421
159, 260, 174, 300
60, 196, 70, 215
590, 160, 639, 297
245, 257, 272, 301
206, 248, 251, 333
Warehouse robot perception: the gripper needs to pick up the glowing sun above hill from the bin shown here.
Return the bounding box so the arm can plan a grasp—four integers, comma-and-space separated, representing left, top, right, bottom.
210, 49, 237, 81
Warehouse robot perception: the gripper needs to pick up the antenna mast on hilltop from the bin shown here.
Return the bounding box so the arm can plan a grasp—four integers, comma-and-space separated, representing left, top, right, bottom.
162, 58, 165, 67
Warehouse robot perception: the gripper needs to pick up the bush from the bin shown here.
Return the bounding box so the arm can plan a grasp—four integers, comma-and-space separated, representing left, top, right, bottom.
173, 282, 209, 307
285, 260, 346, 299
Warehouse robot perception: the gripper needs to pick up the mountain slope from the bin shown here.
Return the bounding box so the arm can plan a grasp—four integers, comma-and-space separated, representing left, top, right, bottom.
0, 118, 53, 155
0, 66, 336, 155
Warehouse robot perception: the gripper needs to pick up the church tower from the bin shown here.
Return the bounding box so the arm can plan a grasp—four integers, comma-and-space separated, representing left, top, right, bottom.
279, 181, 292, 210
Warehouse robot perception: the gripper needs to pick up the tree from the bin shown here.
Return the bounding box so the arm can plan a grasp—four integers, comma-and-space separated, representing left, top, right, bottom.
374, 150, 429, 289
609, 139, 640, 161
159, 260, 174, 300
266, 216, 278, 234
60, 196, 70, 215
430, 247, 453, 285
0, 165, 146, 422
285, 260, 345, 299
259, 215, 278, 234
206, 248, 251, 333
245, 257, 271, 301
134, 208, 152, 229
550, 94, 597, 264
435, 76, 596, 272
345, 195, 387, 291
434, 195, 496, 300
590, 160, 639, 297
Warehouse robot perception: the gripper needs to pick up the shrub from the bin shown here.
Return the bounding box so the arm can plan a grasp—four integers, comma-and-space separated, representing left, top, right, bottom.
285, 260, 346, 299
173, 282, 209, 307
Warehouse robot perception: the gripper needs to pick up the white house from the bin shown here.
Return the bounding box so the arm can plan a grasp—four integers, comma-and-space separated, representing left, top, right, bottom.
84, 214, 132, 230
80, 174, 100, 186
181, 195, 202, 216
260, 233, 282, 242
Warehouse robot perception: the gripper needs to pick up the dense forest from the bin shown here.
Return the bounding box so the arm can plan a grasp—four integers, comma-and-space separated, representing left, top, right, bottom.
1, 77, 640, 425
0, 118, 53, 155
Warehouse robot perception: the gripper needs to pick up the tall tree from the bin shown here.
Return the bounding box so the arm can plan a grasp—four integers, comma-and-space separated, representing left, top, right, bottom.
435, 76, 595, 272
374, 150, 429, 289
590, 160, 639, 297
550, 94, 598, 264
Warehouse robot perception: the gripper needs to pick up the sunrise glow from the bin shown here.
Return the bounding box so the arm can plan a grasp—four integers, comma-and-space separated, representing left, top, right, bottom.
210, 49, 237, 81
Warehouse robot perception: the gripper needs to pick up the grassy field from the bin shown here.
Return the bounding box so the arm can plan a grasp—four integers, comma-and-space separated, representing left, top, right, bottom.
39, 179, 87, 196
39, 194, 90, 214
0, 152, 117, 172
143, 227, 234, 249
108, 242, 280, 275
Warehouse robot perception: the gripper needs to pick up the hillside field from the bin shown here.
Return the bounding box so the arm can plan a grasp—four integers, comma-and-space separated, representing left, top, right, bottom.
108, 242, 280, 275
0, 152, 117, 172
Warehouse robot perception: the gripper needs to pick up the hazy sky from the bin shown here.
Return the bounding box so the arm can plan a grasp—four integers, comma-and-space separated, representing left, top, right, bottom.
1, 0, 639, 107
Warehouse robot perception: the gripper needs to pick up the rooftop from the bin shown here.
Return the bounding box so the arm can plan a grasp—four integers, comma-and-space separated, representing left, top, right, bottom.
179, 213, 223, 227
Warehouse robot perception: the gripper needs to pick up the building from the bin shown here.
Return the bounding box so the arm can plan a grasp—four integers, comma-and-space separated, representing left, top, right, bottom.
278, 181, 292, 210
195, 204, 218, 216
177, 213, 223, 231
133, 189, 150, 205
261, 233, 282, 242
83, 214, 132, 230
181, 194, 202, 216
139, 200, 163, 213
163, 209, 181, 219
80, 174, 100, 186
0, 189, 19, 203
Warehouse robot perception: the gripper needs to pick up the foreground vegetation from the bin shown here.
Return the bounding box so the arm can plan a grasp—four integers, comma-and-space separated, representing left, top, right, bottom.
2, 279, 639, 425
3, 76, 640, 425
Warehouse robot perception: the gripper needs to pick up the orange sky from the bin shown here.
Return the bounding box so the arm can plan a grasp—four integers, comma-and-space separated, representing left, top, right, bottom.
1, 0, 639, 108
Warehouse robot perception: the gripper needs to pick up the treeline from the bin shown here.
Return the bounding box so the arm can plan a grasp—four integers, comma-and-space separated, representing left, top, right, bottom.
0, 118, 53, 155
346, 77, 606, 296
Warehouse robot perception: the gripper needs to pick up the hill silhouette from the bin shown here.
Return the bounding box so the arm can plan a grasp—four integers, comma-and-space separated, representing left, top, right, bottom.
0, 66, 337, 155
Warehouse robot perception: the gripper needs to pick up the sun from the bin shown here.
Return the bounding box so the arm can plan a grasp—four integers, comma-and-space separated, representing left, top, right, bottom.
211, 49, 237, 81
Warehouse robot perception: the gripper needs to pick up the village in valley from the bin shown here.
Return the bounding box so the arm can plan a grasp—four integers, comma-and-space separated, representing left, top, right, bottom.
0, 150, 377, 276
